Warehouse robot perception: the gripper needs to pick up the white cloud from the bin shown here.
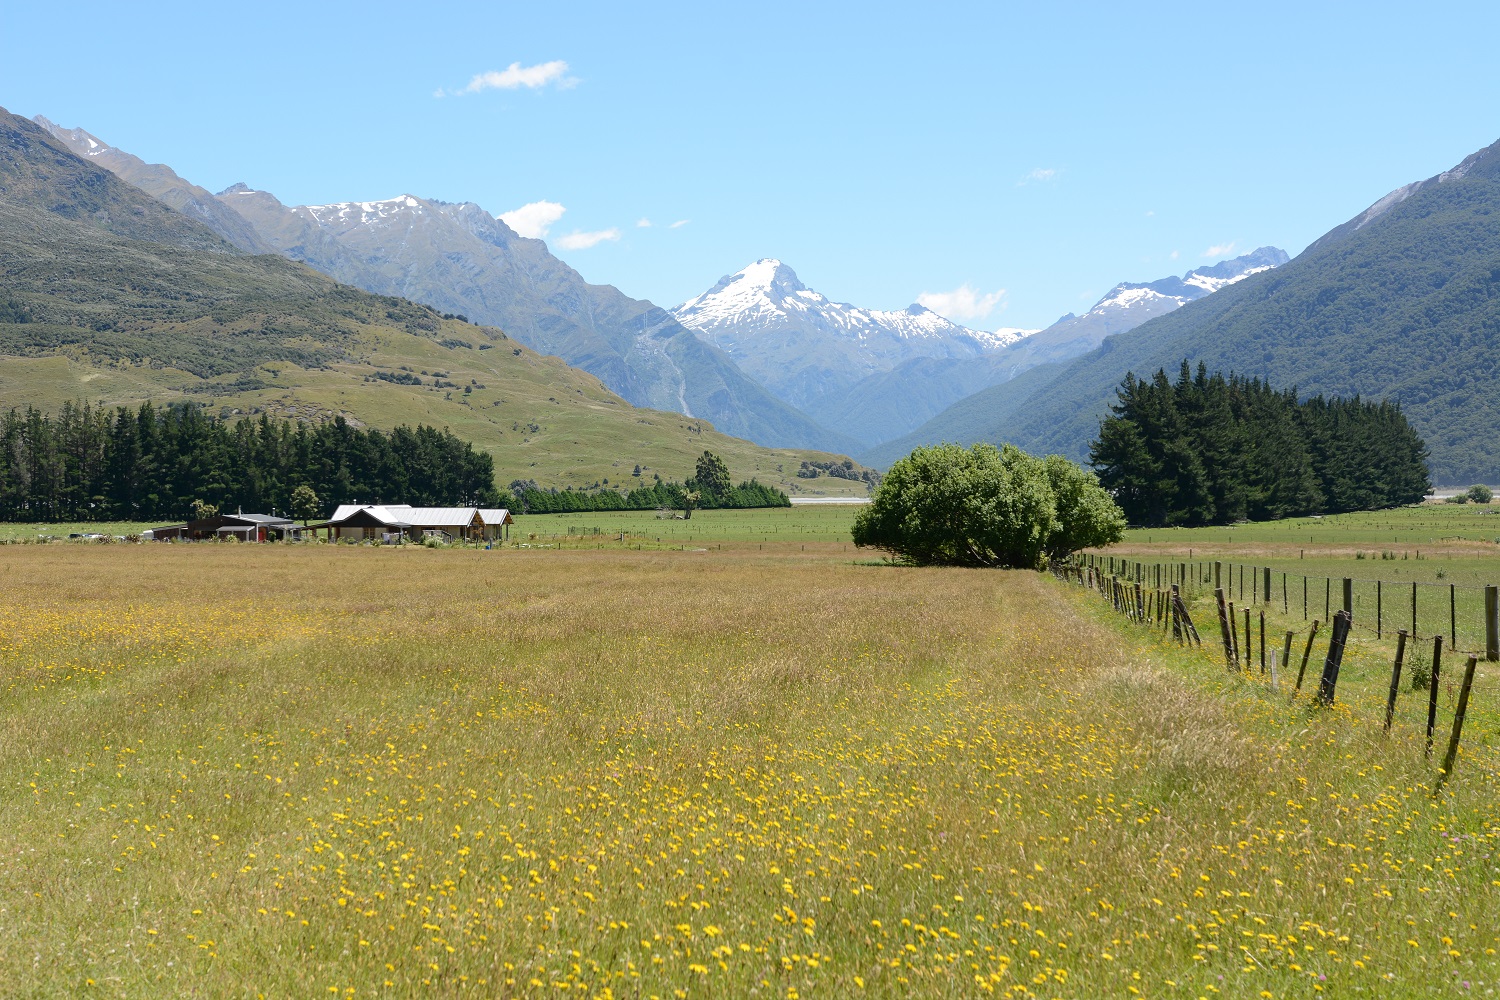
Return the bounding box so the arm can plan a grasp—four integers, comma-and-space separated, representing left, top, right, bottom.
441, 60, 575, 97
1016, 167, 1057, 187
498, 200, 566, 239
1170, 249, 1180, 260
916, 284, 1006, 322
669, 219, 690, 229
557, 228, 622, 250
636, 218, 652, 228
1203, 241, 1237, 257
1144, 209, 1155, 217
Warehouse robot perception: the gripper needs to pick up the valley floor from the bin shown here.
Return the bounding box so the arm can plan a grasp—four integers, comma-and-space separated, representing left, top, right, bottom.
0, 534, 1496, 997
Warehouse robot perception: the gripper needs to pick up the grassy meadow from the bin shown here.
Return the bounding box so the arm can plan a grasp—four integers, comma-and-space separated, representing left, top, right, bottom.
2, 508, 1499, 997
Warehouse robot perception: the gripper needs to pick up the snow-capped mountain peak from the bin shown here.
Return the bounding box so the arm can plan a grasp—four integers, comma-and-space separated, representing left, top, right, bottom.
676, 259, 1012, 347
671, 259, 1024, 410
1085, 246, 1289, 317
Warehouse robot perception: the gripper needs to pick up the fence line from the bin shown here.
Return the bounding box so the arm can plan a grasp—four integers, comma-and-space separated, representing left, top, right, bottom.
1071, 554, 1500, 660
1052, 555, 1487, 789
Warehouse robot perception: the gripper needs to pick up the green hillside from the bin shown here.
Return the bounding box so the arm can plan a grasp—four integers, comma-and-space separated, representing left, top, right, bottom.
0, 113, 868, 499
868, 138, 1500, 483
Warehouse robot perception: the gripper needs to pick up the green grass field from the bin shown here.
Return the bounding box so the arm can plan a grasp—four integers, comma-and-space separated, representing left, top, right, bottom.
0, 520, 158, 542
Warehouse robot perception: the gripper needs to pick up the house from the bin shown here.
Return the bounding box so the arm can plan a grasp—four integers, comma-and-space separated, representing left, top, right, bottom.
306, 505, 512, 542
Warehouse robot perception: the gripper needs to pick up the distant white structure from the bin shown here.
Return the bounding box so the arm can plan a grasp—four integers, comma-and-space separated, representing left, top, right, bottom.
307, 505, 512, 542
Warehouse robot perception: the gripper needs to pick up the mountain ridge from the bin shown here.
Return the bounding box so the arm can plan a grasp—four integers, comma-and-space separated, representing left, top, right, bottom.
35, 116, 855, 454
862, 138, 1500, 483
807, 247, 1286, 448
0, 106, 870, 498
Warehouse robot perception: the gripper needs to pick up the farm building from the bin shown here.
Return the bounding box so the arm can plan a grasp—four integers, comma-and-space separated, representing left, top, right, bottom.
147, 512, 297, 542
306, 505, 512, 542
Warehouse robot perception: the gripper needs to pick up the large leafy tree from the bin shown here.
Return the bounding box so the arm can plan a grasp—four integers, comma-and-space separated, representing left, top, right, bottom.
851, 443, 1123, 568
692, 451, 733, 501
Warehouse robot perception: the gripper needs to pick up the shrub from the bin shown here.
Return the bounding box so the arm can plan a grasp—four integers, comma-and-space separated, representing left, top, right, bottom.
1467, 484, 1493, 504
852, 443, 1123, 568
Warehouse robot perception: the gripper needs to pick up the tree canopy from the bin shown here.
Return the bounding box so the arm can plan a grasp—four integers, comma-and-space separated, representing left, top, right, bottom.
0, 401, 503, 523
851, 443, 1124, 568
1089, 362, 1430, 527
692, 451, 733, 501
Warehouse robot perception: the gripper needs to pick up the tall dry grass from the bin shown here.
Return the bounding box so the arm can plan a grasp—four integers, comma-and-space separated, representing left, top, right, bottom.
0, 544, 1493, 998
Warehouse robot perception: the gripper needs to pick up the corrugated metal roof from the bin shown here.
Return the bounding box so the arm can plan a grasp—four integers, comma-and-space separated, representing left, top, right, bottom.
394, 507, 480, 527
325, 505, 496, 528
222, 513, 293, 525
327, 504, 407, 525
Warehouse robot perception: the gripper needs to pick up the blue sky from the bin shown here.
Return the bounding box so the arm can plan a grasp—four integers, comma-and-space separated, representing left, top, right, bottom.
3, 1, 1499, 329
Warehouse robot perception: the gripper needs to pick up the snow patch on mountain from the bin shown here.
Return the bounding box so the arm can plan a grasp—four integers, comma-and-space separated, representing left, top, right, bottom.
1083, 247, 1288, 317
32, 117, 110, 156
301, 195, 427, 227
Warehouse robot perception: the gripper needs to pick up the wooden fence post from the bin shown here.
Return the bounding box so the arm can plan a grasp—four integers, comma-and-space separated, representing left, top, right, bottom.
1215, 589, 1236, 669
1259, 611, 1266, 673
1263, 567, 1271, 606
1231, 601, 1242, 664
1295, 620, 1320, 693
1316, 610, 1352, 706
1377, 580, 1382, 639
1411, 582, 1418, 638
1214, 561, 1222, 591
1450, 584, 1457, 649
1426, 635, 1444, 757
1280, 631, 1294, 690
1173, 586, 1202, 647
1384, 629, 1408, 731
1243, 608, 1253, 674
1342, 578, 1353, 616
1487, 585, 1498, 662
1434, 655, 1480, 794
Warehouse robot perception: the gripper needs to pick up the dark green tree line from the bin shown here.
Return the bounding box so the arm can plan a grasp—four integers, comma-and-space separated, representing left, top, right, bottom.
1090, 362, 1430, 526
0, 401, 504, 522
509, 450, 789, 515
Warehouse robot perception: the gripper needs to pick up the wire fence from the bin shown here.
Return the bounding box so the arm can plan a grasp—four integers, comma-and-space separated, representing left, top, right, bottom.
1053, 553, 1496, 790
1075, 554, 1500, 660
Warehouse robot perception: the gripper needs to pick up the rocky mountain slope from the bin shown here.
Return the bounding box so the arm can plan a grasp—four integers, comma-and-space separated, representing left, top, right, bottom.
37, 117, 276, 254
37, 117, 854, 454
0, 108, 869, 497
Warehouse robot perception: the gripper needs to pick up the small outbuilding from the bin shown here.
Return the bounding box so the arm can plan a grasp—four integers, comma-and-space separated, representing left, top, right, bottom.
478, 509, 513, 541
148, 512, 296, 541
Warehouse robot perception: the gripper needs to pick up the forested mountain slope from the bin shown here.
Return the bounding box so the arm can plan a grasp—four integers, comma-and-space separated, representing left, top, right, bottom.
814, 247, 1284, 448
868, 138, 1500, 483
